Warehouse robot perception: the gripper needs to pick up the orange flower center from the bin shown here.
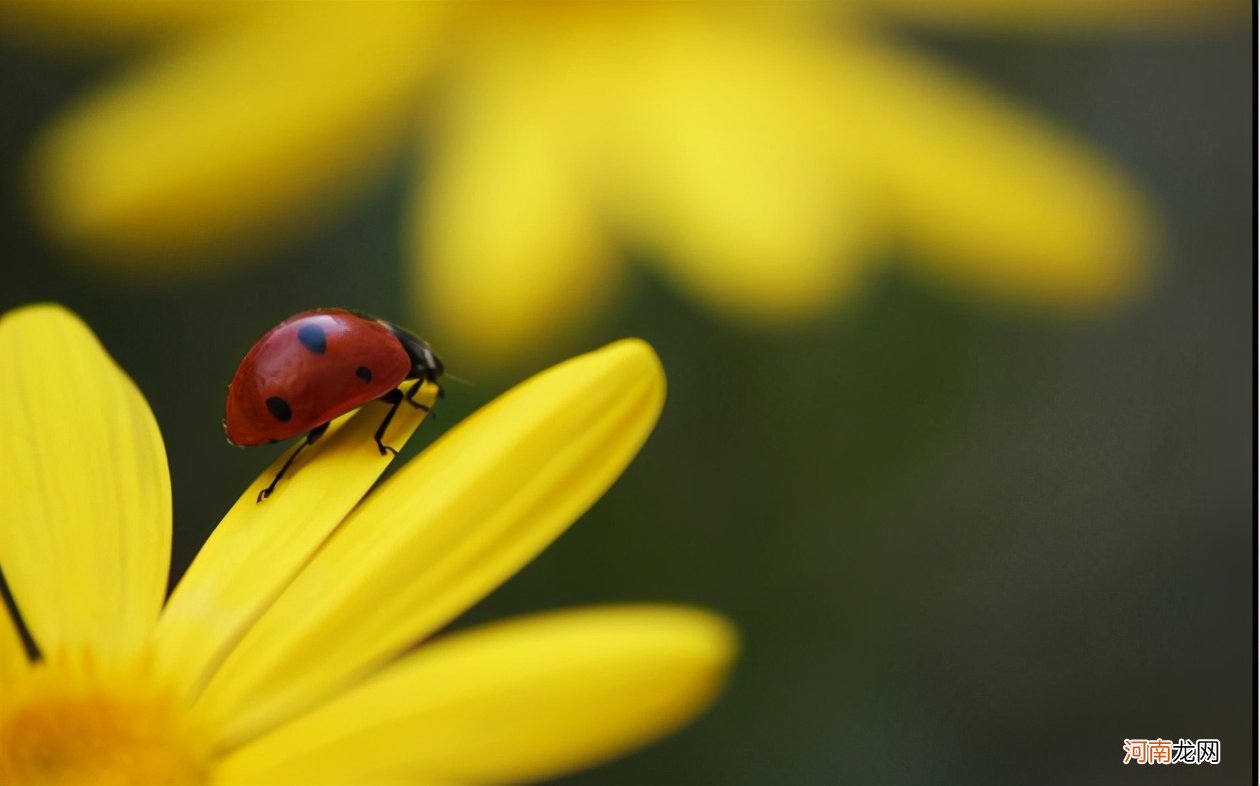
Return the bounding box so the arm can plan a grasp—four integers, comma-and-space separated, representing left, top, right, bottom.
0, 657, 209, 786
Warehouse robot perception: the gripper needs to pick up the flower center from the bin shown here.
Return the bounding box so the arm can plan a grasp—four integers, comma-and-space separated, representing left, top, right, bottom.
0, 656, 209, 786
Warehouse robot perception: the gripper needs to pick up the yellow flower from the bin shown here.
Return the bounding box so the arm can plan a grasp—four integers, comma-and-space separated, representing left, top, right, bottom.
0, 303, 735, 785
9, 1, 1242, 364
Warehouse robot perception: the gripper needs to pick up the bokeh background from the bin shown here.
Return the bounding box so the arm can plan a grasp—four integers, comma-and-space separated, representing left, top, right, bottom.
1, 4, 1252, 785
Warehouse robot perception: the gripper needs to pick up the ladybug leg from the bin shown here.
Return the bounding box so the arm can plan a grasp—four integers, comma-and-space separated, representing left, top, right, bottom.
374, 389, 405, 456
257, 423, 329, 503
402, 378, 440, 423
378, 379, 440, 456
402, 379, 431, 412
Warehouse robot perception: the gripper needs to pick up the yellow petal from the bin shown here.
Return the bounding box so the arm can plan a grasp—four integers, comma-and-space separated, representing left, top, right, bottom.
151, 386, 434, 703
214, 605, 737, 786
30, 3, 449, 269
0, 304, 170, 661
854, 0, 1248, 31
193, 339, 665, 749
412, 30, 623, 370
1, 601, 29, 689
585, 9, 877, 325
826, 30, 1154, 308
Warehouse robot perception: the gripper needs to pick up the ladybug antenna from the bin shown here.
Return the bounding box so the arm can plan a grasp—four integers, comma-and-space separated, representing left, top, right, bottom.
441, 371, 474, 387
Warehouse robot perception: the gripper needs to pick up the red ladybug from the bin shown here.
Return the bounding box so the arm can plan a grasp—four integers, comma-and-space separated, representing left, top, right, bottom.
225, 308, 443, 501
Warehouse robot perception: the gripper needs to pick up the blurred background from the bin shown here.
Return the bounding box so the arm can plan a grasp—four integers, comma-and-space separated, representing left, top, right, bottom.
1, 3, 1252, 785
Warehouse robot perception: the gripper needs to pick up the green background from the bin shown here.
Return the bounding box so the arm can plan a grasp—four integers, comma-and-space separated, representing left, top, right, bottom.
2, 18, 1252, 786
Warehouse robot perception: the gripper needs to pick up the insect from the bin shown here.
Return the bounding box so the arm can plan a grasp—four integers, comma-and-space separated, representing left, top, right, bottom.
224, 308, 443, 502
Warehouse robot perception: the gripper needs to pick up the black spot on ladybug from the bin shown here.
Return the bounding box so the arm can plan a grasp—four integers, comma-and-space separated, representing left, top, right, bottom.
297, 324, 327, 354
266, 396, 292, 422
356, 366, 373, 382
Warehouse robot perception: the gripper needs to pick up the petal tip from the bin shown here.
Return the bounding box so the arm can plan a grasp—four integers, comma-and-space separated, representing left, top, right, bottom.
653, 605, 742, 672
598, 334, 659, 362
0, 303, 97, 353
589, 337, 666, 391
0, 301, 78, 328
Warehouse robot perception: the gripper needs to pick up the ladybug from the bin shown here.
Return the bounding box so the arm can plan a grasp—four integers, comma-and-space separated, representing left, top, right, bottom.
225, 308, 443, 501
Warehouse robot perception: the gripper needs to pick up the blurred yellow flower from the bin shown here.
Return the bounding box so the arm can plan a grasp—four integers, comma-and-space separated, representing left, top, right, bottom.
7, 1, 1242, 364
0, 304, 735, 785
